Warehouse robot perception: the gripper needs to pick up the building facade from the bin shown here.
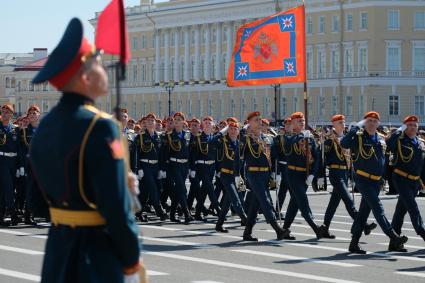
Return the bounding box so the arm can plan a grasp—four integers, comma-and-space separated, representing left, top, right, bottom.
8, 0, 425, 125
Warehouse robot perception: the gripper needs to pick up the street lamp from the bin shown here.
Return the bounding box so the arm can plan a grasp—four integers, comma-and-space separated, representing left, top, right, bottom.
164, 80, 175, 117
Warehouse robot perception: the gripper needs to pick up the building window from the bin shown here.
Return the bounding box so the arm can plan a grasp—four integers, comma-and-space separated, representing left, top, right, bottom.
171, 32, 175, 47
179, 58, 184, 81
43, 82, 48, 91
160, 60, 165, 82
318, 95, 325, 118
415, 11, 425, 30
292, 96, 298, 112
318, 16, 325, 33
359, 95, 365, 117
42, 100, 49, 113
389, 95, 399, 116
191, 57, 195, 79
11, 78, 15, 88
229, 98, 236, 117
170, 58, 175, 81
251, 96, 258, 111
280, 96, 287, 117
358, 46, 368, 73
331, 49, 340, 75
388, 10, 400, 30
151, 63, 155, 82
191, 29, 195, 45
332, 95, 338, 115
240, 97, 246, 118
345, 14, 353, 31
212, 28, 216, 43
141, 64, 146, 82
211, 55, 216, 79
317, 48, 326, 78
415, 96, 425, 116
332, 15, 339, 32
413, 44, 425, 75
307, 16, 313, 34
29, 83, 34, 91
360, 12, 368, 30
132, 65, 138, 84
306, 49, 313, 78
344, 47, 354, 75
157, 101, 162, 116
187, 99, 192, 117
132, 37, 138, 50
141, 35, 147, 49
386, 43, 401, 76
5, 77, 10, 88
200, 57, 205, 80
263, 96, 270, 116
345, 96, 353, 116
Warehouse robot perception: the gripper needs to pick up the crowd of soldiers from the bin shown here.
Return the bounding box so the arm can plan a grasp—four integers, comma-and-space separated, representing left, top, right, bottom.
1, 100, 425, 254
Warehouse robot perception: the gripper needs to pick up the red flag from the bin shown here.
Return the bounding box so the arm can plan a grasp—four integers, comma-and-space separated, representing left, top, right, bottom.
227, 5, 306, 87
95, 0, 130, 64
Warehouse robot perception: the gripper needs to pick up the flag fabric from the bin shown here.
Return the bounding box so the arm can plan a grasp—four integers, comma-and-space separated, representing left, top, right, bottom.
95, 0, 130, 64
227, 5, 306, 87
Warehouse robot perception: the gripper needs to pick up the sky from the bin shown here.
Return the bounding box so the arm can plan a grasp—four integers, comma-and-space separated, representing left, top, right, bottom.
0, 0, 169, 54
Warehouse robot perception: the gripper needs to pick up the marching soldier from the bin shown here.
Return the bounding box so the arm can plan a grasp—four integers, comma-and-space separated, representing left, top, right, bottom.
190, 116, 222, 221
281, 112, 326, 240
160, 112, 193, 224
386, 115, 425, 249
0, 103, 23, 226
341, 111, 408, 254
135, 113, 168, 222
187, 118, 201, 211
320, 114, 376, 238
29, 18, 145, 282
240, 111, 289, 241
119, 109, 137, 173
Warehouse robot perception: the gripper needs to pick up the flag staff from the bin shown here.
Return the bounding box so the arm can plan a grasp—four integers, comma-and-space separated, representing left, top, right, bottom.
302, 0, 308, 127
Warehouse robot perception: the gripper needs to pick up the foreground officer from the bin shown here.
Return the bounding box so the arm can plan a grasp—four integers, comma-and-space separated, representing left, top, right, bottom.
30, 18, 145, 283
341, 111, 407, 254
240, 111, 289, 241
321, 114, 377, 238
386, 115, 425, 249
0, 103, 22, 226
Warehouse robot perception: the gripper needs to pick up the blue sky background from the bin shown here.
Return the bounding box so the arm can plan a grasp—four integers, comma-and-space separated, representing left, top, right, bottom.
0, 0, 169, 53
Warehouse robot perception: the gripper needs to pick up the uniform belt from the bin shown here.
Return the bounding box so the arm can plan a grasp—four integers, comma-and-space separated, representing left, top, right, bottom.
170, 157, 188, 163
279, 161, 287, 165
393, 168, 420, 181
220, 168, 234, 174
140, 159, 158, 164
0, 152, 17, 157
329, 164, 347, 170
355, 169, 381, 181
49, 208, 106, 227
247, 167, 269, 172
195, 160, 215, 165
287, 165, 307, 172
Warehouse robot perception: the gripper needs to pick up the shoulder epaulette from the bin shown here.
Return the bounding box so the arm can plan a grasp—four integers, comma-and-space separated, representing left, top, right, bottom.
83, 105, 112, 119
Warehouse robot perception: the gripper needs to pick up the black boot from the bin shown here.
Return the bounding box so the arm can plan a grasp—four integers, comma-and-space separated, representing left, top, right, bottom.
240, 214, 247, 227
154, 206, 169, 221
243, 224, 258, 241
282, 224, 296, 240
183, 209, 194, 225
318, 225, 336, 239
364, 222, 377, 236
137, 212, 148, 223
169, 207, 181, 223
349, 235, 366, 254
215, 224, 228, 233
313, 224, 324, 239
10, 211, 20, 226
419, 230, 425, 241
387, 229, 408, 252
24, 211, 37, 226
271, 221, 289, 240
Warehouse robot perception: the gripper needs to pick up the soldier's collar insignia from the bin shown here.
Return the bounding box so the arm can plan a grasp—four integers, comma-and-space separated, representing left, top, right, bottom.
109, 139, 124, 160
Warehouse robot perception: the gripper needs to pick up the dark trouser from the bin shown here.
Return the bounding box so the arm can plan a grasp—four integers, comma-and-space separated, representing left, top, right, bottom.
187, 177, 199, 209
323, 169, 358, 227
391, 173, 425, 235
27, 168, 49, 218
283, 170, 317, 231
139, 164, 162, 212
168, 164, 189, 211
195, 165, 220, 213
276, 166, 289, 212
0, 157, 17, 217
160, 170, 173, 208
245, 171, 276, 227
217, 174, 246, 226
351, 177, 392, 238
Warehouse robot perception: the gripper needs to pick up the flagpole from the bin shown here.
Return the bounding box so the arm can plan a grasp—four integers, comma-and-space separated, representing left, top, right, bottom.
302, 0, 308, 127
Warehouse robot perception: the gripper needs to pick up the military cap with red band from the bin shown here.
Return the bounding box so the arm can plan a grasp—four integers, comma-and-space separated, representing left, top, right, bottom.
290, 112, 304, 120
202, 116, 213, 122
173, 112, 185, 120
261, 118, 270, 126
145, 113, 157, 120
403, 115, 419, 124
331, 114, 345, 122
364, 111, 380, 120
247, 111, 261, 121
27, 105, 40, 114
228, 122, 239, 128
32, 18, 96, 90
1, 103, 15, 113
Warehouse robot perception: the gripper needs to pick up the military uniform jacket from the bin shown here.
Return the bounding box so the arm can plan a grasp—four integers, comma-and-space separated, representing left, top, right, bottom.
340, 127, 386, 180
160, 129, 191, 169
217, 134, 240, 177
123, 128, 137, 173
323, 133, 349, 168
0, 122, 22, 166
135, 130, 161, 170
20, 124, 37, 166
271, 133, 290, 172
386, 130, 425, 178
29, 93, 140, 282
240, 132, 271, 170
284, 132, 320, 176
189, 131, 220, 170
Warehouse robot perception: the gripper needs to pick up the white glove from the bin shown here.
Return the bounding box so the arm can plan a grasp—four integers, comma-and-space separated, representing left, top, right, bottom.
317, 178, 324, 187
16, 170, 20, 178
356, 119, 366, 128
397, 124, 407, 132
348, 122, 357, 131
161, 170, 167, 179
216, 172, 221, 178
190, 170, 196, 178
220, 125, 229, 135
137, 169, 144, 180
235, 176, 241, 185
127, 172, 140, 196
306, 175, 314, 186
302, 130, 312, 139
271, 172, 277, 179
276, 175, 282, 184
20, 167, 25, 176
243, 124, 249, 130
124, 273, 140, 283
157, 171, 162, 179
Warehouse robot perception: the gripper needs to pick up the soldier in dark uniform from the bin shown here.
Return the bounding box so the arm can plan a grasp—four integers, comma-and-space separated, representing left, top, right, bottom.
29, 18, 145, 283
160, 116, 175, 211
341, 111, 408, 254
281, 112, 326, 240
190, 116, 222, 221
160, 112, 193, 224
320, 114, 376, 238
187, 118, 201, 211
0, 103, 23, 226
386, 115, 425, 250
120, 109, 137, 173
135, 113, 168, 222
19, 105, 43, 225
240, 111, 289, 241
215, 119, 247, 232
